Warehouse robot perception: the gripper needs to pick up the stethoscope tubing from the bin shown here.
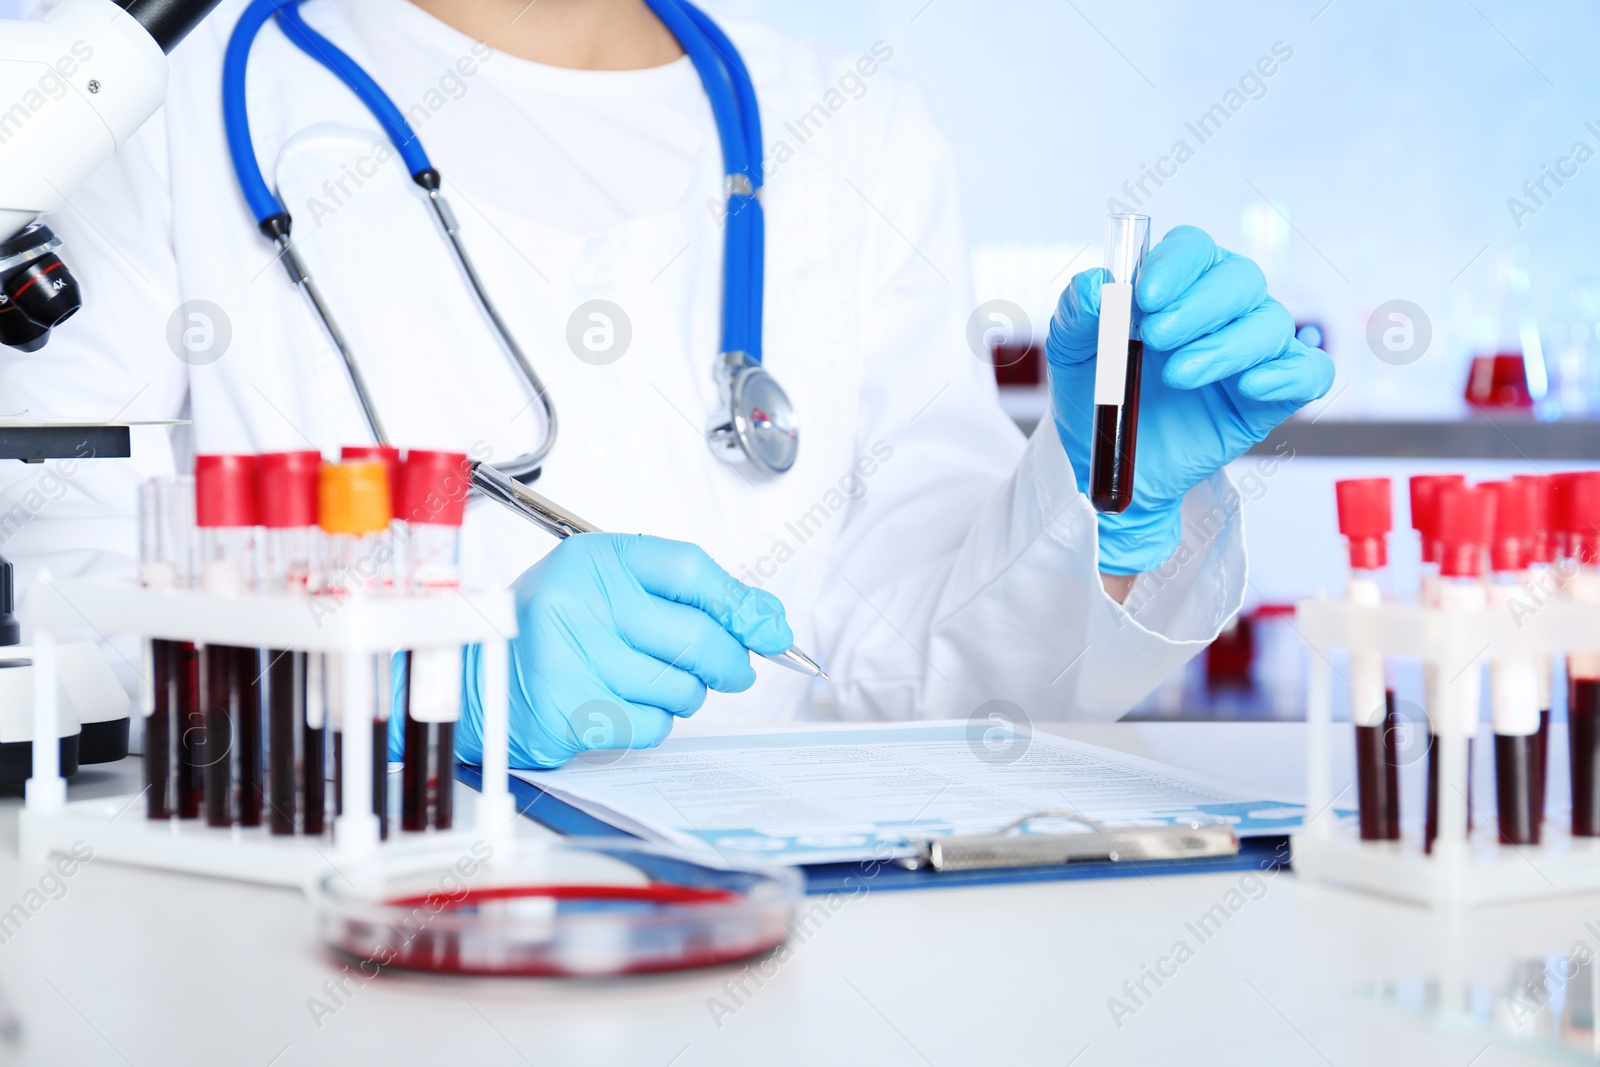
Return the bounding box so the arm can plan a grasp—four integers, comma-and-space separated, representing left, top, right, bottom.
222, 0, 768, 479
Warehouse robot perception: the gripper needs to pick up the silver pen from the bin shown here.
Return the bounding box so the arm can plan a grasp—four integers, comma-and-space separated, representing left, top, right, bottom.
469, 462, 830, 680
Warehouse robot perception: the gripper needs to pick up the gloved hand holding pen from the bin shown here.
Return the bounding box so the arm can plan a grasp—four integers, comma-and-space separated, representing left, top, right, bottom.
453, 533, 795, 768
1047, 224, 1335, 576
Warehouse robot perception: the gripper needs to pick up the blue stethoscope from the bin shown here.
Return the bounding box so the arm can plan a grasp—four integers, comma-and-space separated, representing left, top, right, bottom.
222, 0, 799, 478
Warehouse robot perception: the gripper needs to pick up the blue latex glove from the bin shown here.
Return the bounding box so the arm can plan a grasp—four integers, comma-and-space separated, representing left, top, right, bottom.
1046, 225, 1334, 575
448, 533, 793, 769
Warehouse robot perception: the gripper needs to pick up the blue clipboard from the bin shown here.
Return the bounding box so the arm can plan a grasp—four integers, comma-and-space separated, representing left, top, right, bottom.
457, 766, 1292, 896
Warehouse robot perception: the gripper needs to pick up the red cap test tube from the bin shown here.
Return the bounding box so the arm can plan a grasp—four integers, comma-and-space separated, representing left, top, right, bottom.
1334, 477, 1399, 841
1410, 474, 1465, 603
259, 451, 321, 593
137, 476, 196, 821
1567, 472, 1600, 837
1485, 479, 1544, 845
194, 455, 263, 829
1425, 484, 1493, 852
397, 450, 470, 833
258, 451, 322, 835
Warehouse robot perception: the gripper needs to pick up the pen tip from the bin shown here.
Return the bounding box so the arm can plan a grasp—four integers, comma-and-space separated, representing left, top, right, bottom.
817, 669, 830, 681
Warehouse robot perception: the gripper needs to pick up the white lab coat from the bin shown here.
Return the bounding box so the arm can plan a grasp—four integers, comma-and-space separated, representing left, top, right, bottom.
0, 0, 1245, 726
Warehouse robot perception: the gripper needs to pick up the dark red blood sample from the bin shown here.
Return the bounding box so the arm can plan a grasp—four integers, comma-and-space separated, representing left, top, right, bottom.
352, 884, 759, 977
176, 641, 203, 819
402, 717, 458, 833
1571, 679, 1600, 837
145, 639, 176, 819
402, 711, 427, 833
1535, 708, 1550, 813
333, 731, 343, 818
1495, 733, 1541, 844
238, 648, 263, 827
1355, 692, 1401, 840
402, 651, 425, 833
203, 645, 241, 828
387, 884, 741, 909
267, 650, 300, 834
303, 715, 327, 835
374, 718, 389, 841
401, 650, 458, 834
435, 722, 454, 831
1090, 340, 1143, 514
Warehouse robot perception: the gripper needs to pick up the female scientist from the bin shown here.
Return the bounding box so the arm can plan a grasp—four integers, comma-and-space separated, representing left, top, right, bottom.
0, 0, 1331, 767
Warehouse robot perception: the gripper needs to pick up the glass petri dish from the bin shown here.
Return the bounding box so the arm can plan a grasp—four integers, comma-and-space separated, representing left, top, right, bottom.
308, 836, 803, 977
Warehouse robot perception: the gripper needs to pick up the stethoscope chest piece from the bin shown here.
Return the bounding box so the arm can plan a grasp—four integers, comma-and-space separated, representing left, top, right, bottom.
709, 352, 798, 475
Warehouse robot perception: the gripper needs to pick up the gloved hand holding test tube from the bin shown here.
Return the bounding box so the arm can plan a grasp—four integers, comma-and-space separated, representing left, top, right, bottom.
1047, 223, 1334, 576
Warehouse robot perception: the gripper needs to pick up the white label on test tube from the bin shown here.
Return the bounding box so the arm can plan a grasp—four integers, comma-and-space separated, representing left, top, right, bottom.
1094, 282, 1135, 407
410, 647, 463, 723
1347, 576, 1386, 727
1570, 571, 1600, 679
1435, 580, 1485, 737
323, 653, 342, 731
307, 653, 325, 730
1487, 583, 1541, 735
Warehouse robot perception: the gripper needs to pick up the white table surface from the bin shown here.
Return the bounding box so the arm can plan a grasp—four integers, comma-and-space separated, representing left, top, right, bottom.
0, 721, 1587, 1067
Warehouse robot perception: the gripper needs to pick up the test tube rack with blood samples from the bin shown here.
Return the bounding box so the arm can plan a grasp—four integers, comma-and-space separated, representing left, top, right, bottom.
1294, 472, 1600, 909
15, 449, 516, 888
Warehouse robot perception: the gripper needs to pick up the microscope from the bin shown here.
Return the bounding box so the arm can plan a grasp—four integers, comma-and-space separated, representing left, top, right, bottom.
0, 0, 225, 778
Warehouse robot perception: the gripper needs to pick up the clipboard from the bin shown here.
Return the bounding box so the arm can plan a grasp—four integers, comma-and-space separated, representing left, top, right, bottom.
457, 766, 1293, 896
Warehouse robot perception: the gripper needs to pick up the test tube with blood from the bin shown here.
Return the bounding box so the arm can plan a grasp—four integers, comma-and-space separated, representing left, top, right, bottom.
1089, 212, 1151, 514
1409, 474, 1464, 849
1425, 484, 1493, 853
194, 455, 262, 828
1564, 472, 1600, 837
137, 476, 195, 820
397, 450, 470, 833
1483, 479, 1542, 844
258, 451, 321, 834
319, 460, 395, 839
1512, 473, 1555, 814
1334, 477, 1399, 840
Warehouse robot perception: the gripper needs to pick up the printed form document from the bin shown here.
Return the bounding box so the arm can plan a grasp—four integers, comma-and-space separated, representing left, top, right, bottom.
512, 722, 1302, 864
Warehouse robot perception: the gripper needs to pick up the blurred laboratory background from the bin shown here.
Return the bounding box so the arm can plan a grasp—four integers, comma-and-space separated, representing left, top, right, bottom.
718, 0, 1600, 720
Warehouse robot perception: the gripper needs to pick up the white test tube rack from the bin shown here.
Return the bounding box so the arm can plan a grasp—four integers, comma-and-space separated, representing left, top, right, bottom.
15, 577, 517, 888
1293, 594, 1600, 908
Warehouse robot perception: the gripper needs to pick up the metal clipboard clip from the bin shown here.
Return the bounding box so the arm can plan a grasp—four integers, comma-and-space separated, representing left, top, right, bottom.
898, 810, 1240, 872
